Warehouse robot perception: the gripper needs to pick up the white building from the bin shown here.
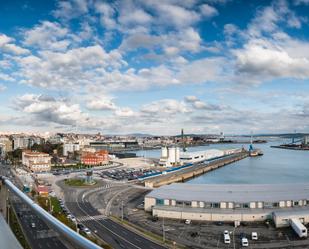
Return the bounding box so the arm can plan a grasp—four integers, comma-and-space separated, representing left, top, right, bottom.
13, 137, 29, 150
22, 151, 51, 172
145, 183, 309, 226
63, 143, 80, 156
159, 147, 180, 167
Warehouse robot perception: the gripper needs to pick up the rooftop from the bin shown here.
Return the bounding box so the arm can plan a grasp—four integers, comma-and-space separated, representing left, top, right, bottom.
146, 183, 309, 203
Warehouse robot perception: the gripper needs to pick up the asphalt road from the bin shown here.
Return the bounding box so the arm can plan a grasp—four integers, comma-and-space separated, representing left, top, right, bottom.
11, 198, 68, 249
63, 182, 166, 249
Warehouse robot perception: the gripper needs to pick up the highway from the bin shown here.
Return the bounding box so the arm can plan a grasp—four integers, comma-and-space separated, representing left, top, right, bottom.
0, 163, 70, 249
62, 182, 166, 249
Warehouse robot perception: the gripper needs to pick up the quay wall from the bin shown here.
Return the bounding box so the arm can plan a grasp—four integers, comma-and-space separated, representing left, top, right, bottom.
144, 152, 248, 188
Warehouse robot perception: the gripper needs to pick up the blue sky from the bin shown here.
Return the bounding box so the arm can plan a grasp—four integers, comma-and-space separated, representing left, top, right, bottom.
0, 0, 309, 135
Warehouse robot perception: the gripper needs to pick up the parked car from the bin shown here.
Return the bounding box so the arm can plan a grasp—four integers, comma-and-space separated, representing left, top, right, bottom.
252, 232, 258, 240
241, 237, 249, 247
185, 219, 191, 225
223, 230, 230, 244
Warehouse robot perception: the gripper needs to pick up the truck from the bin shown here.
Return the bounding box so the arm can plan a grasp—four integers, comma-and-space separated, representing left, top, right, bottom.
290, 218, 307, 238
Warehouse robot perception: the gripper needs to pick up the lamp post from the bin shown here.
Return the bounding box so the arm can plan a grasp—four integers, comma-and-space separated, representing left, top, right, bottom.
162, 217, 165, 242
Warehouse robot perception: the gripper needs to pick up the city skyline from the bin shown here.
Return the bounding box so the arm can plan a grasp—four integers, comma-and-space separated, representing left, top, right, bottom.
0, 0, 309, 135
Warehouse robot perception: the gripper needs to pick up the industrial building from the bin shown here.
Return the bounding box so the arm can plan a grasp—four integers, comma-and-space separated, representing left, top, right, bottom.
145, 183, 309, 226
159, 147, 180, 167
159, 147, 242, 167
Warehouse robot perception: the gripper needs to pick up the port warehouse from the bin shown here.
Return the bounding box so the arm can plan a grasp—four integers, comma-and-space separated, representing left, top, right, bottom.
144, 183, 309, 228
139, 148, 243, 181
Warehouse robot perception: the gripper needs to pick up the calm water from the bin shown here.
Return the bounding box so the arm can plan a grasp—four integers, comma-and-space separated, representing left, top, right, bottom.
132, 140, 309, 184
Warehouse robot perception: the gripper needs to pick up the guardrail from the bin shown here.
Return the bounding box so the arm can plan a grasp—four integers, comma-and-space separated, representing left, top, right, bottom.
0, 176, 102, 249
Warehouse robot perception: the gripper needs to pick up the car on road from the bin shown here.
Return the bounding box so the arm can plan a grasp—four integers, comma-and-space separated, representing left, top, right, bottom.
185, 219, 191, 225
77, 223, 85, 230
83, 228, 91, 235
31, 222, 36, 228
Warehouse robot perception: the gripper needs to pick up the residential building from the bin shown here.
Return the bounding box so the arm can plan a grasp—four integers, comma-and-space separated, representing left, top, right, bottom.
81, 150, 109, 166
22, 151, 51, 172
63, 143, 80, 156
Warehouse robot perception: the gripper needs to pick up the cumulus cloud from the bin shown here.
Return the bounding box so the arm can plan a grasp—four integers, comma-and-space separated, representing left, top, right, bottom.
0, 34, 30, 55
13, 94, 87, 126
23, 21, 70, 51
185, 96, 222, 111
15, 45, 124, 89
141, 99, 189, 115
12, 94, 116, 130
53, 0, 89, 20
86, 98, 117, 111
200, 4, 218, 18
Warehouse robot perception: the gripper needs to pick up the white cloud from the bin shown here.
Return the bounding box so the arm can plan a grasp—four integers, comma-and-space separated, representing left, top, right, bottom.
114, 107, 136, 117
153, 3, 200, 29
200, 4, 218, 18
23, 21, 70, 51
86, 98, 117, 111
16, 45, 125, 89
141, 99, 189, 115
53, 0, 89, 20
233, 38, 309, 80
0, 34, 30, 55
95, 2, 117, 29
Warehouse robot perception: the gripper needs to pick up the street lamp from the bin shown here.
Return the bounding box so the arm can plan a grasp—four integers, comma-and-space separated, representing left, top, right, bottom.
162, 217, 165, 242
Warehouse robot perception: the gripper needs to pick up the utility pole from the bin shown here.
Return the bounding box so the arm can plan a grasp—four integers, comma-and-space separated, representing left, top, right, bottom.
162, 216, 165, 242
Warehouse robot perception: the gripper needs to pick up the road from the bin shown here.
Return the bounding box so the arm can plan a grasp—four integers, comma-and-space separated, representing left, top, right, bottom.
11, 197, 69, 249
1, 163, 70, 249
62, 181, 166, 249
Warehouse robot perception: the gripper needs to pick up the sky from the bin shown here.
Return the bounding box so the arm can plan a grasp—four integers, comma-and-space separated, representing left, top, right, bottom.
0, 0, 309, 135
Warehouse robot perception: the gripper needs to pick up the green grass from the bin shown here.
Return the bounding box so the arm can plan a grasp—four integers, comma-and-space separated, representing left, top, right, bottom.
64, 178, 96, 187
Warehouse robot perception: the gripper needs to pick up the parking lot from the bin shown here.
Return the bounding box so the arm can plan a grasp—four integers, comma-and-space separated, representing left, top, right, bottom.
99, 168, 162, 181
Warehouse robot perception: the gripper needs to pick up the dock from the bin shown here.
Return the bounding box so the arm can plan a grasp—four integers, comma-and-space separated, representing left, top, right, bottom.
144, 152, 248, 188
271, 145, 309, 151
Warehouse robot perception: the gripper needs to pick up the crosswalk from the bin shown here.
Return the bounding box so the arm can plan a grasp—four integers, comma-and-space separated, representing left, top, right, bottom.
76, 214, 107, 222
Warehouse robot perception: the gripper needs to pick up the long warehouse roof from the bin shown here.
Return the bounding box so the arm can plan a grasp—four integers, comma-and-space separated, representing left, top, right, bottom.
146, 183, 309, 203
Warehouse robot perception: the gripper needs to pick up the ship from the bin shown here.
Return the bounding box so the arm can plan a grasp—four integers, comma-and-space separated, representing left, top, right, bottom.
249, 149, 263, 157
249, 133, 263, 157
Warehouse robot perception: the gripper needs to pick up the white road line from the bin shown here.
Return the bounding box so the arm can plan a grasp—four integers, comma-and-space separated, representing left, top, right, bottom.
75, 191, 143, 249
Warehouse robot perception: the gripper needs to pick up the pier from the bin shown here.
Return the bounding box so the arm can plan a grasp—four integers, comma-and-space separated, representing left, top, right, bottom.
144, 152, 248, 188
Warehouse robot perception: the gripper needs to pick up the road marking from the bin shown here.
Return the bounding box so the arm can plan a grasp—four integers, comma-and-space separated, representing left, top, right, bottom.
75, 192, 144, 249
